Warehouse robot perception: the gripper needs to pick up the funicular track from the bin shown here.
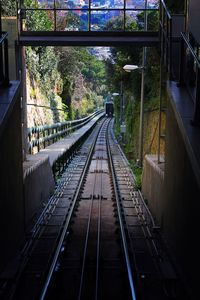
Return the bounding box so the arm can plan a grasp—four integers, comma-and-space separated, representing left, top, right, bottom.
5, 118, 188, 300
6, 117, 135, 300
108, 119, 189, 300
40, 117, 135, 300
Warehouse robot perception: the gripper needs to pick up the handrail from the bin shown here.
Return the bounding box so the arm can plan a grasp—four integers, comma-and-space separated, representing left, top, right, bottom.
159, 0, 173, 78
27, 102, 66, 112
27, 109, 104, 153
181, 32, 200, 68
0, 31, 8, 43
179, 32, 200, 125
160, 0, 172, 20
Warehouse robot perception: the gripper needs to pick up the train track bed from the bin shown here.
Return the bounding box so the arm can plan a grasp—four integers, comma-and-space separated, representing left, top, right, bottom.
108, 119, 188, 300
5, 117, 188, 300
45, 118, 132, 300
6, 119, 104, 300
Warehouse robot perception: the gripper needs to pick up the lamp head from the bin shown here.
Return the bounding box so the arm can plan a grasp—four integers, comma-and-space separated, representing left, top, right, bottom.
123, 64, 142, 72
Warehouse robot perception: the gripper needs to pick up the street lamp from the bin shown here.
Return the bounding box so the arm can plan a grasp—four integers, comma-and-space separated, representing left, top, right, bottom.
123, 65, 143, 72
112, 88, 125, 141
123, 59, 146, 167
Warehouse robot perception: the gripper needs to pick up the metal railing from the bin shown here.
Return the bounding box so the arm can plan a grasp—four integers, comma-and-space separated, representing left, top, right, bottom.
159, 1, 200, 126
0, 31, 10, 87
159, 0, 172, 78
179, 32, 200, 125
159, 0, 186, 81
27, 109, 104, 153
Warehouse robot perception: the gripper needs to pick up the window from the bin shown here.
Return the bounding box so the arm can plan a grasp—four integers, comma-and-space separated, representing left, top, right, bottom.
20, 0, 159, 32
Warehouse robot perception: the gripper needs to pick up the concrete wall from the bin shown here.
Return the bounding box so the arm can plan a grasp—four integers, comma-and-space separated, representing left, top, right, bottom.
142, 97, 200, 298
162, 100, 200, 297
0, 92, 24, 273
23, 154, 55, 230
142, 155, 164, 225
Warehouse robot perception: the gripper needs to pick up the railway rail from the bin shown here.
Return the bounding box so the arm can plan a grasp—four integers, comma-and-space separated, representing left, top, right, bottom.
3, 117, 188, 300
39, 117, 135, 300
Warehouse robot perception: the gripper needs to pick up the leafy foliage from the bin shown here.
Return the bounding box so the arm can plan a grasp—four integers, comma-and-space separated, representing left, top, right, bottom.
1, 0, 16, 16
105, 46, 160, 163
26, 46, 65, 122
56, 47, 107, 118
24, 0, 53, 31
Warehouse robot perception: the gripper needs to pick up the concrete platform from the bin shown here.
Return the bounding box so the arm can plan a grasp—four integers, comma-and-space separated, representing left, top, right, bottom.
23, 112, 104, 229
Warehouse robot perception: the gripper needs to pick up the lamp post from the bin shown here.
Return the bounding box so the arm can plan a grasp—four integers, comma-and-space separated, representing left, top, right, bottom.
122, 0, 147, 166
123, 56, 146, 167
112, 83, 125, 142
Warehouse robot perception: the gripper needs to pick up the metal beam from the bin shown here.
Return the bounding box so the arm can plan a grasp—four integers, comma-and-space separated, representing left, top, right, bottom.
18, 32, 159, 47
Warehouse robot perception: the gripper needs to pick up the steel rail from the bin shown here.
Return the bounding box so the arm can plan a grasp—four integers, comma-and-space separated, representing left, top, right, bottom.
78, 153, 98, 300
6, 157, 81, 300
95, 123, 105, 300
23, 153, 85, 251
39, 118, 107, 300
110, 125, 158, 229
108, 121, 163, 296
106, 122, 137, 300
78, 119, 109, 300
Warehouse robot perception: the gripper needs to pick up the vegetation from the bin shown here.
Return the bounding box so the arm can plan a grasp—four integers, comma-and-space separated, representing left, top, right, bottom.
105, 45, 161, 180
26, 45, 107, 125
2, 0, 164, 178
1, 0, 16, 16
130, 162, 142, 189
18, 0, 107, 126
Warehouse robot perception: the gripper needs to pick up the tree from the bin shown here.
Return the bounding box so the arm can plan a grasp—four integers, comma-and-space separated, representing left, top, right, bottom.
1, 0, 16, 16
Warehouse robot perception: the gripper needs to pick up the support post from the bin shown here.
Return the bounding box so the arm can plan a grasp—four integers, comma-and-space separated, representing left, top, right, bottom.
192, 67, 200, 125
3, 37, 10, 86
178, 36, 185, 86
138, 48, 146, 167
138, 0, 147, 167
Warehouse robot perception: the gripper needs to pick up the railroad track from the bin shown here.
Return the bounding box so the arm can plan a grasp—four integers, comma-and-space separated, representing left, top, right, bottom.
108, 119, 188, 300
39, 117, 135, 300
6, 118, 135, 300
5, 117, 188, 300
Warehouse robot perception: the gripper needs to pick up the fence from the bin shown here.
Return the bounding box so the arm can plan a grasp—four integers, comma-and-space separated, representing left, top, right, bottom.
27, 109, 104, 154
159, 0, 200, 125
179, 32, 200, 125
